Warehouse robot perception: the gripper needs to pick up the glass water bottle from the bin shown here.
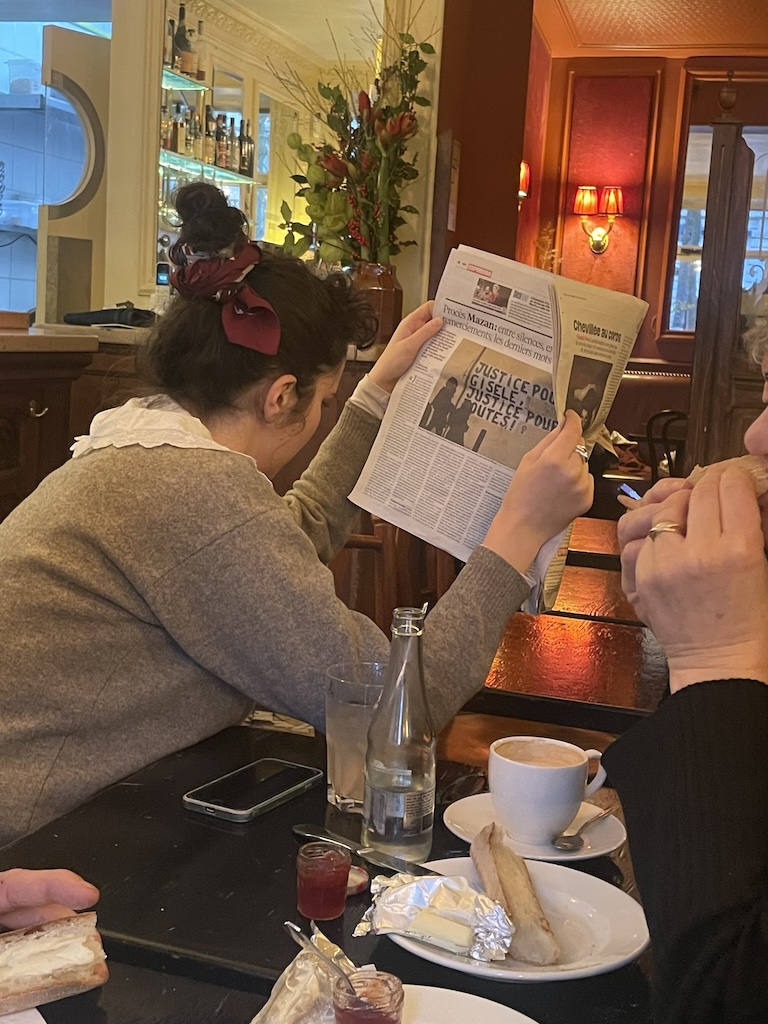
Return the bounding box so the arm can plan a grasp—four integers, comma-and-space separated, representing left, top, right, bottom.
362, 607, 436, 862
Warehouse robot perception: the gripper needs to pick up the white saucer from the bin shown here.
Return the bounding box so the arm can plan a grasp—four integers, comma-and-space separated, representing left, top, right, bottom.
443, 793, 626, 862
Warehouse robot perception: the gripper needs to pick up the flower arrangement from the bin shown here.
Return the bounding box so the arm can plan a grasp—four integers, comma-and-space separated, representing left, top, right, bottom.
274, 30, 435, 267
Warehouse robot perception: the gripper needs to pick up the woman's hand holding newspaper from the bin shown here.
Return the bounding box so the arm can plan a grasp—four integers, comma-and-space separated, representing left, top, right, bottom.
481, 411, 594, 576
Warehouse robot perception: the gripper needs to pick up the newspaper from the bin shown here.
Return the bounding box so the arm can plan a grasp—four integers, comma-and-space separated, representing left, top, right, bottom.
349, 245, 649, 610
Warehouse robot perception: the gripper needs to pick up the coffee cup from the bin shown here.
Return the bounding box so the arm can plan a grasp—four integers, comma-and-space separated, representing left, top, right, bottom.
487, 736, 606, 846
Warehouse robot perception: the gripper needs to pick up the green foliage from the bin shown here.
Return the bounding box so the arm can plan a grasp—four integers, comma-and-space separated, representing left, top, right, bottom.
277, 32, 436, 265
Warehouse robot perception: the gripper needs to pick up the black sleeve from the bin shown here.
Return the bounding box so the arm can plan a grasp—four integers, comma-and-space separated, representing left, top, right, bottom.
602, 679, 768, 1024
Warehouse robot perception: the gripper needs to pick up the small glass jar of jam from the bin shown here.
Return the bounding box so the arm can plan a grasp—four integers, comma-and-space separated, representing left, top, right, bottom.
296, 842, 351, 920
332, 969, 404, 1024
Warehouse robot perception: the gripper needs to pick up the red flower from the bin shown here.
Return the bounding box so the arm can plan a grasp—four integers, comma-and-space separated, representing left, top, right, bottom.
358, 90, 371, 117
319, 152, 348, 178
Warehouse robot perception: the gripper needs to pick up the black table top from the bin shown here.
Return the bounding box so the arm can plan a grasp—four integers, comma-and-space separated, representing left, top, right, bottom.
0, 727, 652, 1024
42, 961, 265, 1023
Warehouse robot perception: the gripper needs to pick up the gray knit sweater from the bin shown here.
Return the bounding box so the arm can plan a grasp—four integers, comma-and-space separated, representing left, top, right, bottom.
0, 402, 529, 846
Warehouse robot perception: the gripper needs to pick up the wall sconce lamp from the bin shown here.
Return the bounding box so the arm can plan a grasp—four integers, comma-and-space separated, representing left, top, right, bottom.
573, 185, 624, 254
518, 160, 531, 211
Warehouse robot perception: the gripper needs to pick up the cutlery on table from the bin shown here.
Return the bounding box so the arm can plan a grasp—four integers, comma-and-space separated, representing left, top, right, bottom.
291, 823, 438, 876
552, 806, 613, 851
284, 921, 356, 992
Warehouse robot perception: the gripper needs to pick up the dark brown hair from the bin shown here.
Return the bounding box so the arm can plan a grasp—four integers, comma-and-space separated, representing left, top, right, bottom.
140, 183, 376, 417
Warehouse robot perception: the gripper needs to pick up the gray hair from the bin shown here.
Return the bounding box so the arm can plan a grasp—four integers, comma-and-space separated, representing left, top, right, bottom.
743, 316, 768, 363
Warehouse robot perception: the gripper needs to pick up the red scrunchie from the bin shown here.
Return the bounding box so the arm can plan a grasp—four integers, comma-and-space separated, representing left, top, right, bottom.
169, 240, 281, 356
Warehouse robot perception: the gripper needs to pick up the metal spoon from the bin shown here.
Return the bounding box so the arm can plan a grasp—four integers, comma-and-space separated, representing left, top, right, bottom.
552, 806, 613, 851
283, 921, 356, 993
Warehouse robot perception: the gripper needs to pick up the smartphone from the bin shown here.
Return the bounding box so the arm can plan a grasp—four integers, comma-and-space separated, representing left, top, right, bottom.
182, 758, 323, 822
155, 261, 171, 286
618, 482, 642, 501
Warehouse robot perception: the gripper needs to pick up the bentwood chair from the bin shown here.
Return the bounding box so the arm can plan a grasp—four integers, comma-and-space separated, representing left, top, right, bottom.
645, 409, 688, 484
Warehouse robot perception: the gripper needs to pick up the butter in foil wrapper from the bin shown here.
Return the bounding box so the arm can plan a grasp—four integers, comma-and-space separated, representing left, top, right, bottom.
353, 872, 513, 961
250, 927, 356, 1024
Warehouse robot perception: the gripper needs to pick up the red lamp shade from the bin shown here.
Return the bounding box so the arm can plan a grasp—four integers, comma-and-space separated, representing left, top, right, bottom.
599, 186, 624, 216
573, 186, 598, 216
519, 160, 531, 198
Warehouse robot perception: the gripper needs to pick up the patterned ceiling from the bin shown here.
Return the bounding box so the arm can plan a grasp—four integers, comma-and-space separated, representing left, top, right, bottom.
535, 0, 768, 56
232, 0, 383, 62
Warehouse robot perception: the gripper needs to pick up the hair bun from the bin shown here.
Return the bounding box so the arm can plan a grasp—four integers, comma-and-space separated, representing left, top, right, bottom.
174, 182, 248, 253
174, 182, 228, 223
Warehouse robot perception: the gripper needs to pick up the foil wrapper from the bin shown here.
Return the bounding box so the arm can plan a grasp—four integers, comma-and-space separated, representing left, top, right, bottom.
250, 927, 357, 1024
353, 872, 513, 961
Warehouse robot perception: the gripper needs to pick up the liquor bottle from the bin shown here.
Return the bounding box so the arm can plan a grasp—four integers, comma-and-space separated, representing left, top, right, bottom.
159, 104, 172, 150
245, 119, 255, 177
362, 606, 436, 862
183, 26, 198, 77
195, 20, 210, 83
228, 116, 240, 172
163, 17, 174, 68
215, 114, 228, 168
168, 18, 178, 69
194, 111, 204, 161
171, 102, 186, 155
204, 105, 216, 165
238, 119, 249, 177
184, 108, 195, 158
174, 4, 194, 76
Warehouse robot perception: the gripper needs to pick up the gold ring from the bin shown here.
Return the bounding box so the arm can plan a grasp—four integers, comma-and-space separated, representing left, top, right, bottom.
574, 444, 590, 463
648, 521, 685, 541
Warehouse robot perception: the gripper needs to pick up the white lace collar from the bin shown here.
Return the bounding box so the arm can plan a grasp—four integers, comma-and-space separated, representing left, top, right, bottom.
70, 394, 257, 467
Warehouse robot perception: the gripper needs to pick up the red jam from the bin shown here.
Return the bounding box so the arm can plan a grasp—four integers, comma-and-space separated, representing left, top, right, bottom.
296, 843, 350, 920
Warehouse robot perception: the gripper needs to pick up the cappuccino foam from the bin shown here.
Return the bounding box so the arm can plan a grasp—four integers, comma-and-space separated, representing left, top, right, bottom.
496, 738, 584, 768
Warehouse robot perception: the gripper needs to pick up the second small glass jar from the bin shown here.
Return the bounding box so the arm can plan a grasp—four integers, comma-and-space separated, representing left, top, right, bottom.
296, 841, 351, 921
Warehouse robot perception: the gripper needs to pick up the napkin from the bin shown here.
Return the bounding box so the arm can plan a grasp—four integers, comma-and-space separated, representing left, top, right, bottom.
0, 1011, 45, 1024
250, 929, 356, 1024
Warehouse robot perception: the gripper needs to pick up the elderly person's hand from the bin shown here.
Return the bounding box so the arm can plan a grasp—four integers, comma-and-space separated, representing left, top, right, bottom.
618, 477, 693, 619
0, 868, 100, 931
367, 302, 444, 393
625, 466, 768, 693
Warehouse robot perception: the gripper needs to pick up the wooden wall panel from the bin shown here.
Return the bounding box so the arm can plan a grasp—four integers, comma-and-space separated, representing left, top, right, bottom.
516, 22, 552, 268
430, 0, 533, 282
559, 74, 655, 295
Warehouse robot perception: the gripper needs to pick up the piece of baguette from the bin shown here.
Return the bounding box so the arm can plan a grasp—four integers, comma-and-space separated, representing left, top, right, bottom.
687, 454, 768, 496
0, 911, 108, 1014
470, 822, 561, 966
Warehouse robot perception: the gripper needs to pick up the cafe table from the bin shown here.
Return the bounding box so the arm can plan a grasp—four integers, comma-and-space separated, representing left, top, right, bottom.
0, 726, 652, 1024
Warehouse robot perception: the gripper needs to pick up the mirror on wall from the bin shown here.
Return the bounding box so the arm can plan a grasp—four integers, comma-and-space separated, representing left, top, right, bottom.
212, 66, 243, 118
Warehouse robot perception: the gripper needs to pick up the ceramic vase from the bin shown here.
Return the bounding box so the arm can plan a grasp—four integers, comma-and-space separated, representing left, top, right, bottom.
351, 262, 403, 349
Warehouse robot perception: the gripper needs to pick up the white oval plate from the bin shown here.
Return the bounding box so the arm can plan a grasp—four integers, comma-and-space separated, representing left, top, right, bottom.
404, 984, 541, 1023
389, 858, 649, 982
444, 793, 626, 862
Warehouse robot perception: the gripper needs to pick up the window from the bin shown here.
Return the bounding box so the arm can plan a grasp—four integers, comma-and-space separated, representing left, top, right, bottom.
668, 125, 768, 333
0, 19, 110, 311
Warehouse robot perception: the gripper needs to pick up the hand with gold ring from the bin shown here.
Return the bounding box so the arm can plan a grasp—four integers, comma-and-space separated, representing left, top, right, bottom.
618, 486, 693, 621
631, 466, 768, 693
648, 520, 686, 540
483, 410, 594, 575
574, 443, 590, 464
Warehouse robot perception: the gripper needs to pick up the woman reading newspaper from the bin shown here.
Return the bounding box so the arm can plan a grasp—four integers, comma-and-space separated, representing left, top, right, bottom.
0, 182, 593, 847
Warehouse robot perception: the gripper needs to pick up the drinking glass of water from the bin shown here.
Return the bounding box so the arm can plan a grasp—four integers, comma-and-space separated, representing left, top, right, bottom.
325, 662, 386, 812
